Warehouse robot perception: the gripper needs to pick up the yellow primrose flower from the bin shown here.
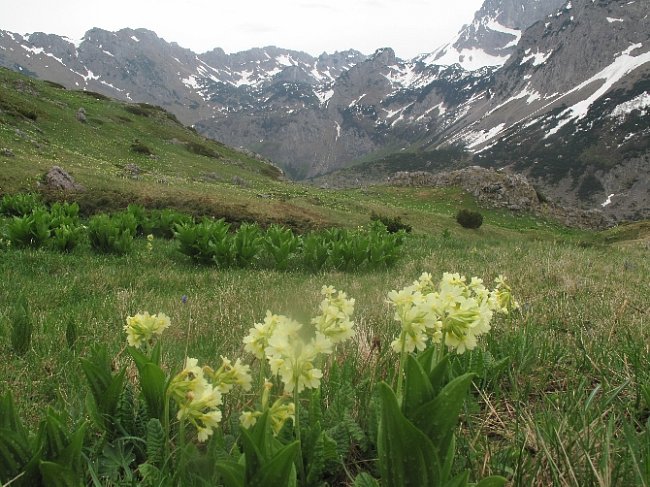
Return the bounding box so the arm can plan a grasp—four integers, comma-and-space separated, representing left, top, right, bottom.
266, 331, 326, 393
205, 355, 253, 393
243, 311, 287, 359
312, 287, 356, 344
240, 410, 260, 429
124, 312, 170, 348
169, 357, 223, 443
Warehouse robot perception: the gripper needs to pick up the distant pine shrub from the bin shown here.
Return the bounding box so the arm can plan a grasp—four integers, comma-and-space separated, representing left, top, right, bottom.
370, 212, 412, 234
456, 209, 483, 229
130, 140, 154, 156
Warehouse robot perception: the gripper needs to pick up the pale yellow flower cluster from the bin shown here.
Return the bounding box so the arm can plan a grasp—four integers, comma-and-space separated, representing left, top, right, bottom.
124, 312, 171, 349
388, 273, 518, 355
168, 358, 223, 442
168, 354, 253, 442
204, 355, 253, 393
239, 380, 295, 435
311, 285, 356, 344
243, 286, 355, 394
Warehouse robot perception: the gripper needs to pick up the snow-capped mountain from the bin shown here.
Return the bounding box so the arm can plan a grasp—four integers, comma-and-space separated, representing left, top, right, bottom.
423, 0, 566, 70
0, 0, 648, 220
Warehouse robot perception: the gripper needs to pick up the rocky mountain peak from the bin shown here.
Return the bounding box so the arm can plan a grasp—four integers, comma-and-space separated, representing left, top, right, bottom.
425, 0, 566, 70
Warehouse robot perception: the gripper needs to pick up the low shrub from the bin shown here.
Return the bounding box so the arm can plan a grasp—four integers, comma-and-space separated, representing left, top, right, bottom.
185, 141, 220, 159
6, 209, 51, 248
87, 214, 134, 254
130, 140, 154, 156
370, 211, 412, 234
0, 193, 44, 217
456, 209, 484, 229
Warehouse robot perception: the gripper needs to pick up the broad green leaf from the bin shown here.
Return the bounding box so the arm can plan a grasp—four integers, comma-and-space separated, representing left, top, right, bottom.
214, 460, 245, 487
353, 472, 380, 487
428, 354, 450, 396
0, 428, 33, 482
472, 475, 508, 487
254, 441, 299, 486
377, 382, 441, 487
403, 354, 434, 418
0, 393, 27, 440
411, 373, 475, 458
240, 421, 266, 481
128, 347, 167, 420
443, 470, 470, 487
38, 461, 82, 487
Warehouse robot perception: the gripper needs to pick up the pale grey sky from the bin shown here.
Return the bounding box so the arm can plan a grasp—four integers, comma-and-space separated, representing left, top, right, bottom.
0, 1, 484, 58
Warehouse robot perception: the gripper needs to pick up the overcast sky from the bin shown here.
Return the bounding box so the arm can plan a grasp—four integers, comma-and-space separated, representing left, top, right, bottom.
0, 0, 484, 59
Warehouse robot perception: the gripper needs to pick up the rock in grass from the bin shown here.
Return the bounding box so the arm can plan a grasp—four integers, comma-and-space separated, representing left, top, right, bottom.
43, 166, 85, 191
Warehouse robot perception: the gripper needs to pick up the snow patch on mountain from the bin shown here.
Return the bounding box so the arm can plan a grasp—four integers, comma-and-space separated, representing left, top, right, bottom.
609, 91, 650, 120
547, 43, 650, 137
521, 49, 553, 66
426, 43, 509, 71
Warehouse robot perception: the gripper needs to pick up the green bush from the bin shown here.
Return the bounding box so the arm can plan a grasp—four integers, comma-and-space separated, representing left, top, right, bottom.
6, 209, 51, 248
49, 224, 85, 252
232, 222, 263, 267
185, 141, 221, 159
264, 224, 301, 271
456, 209, 483, 229
130, 140, 154, 156
87, 214, 134, 254
370, 212, 412, 234
148, 209, 192, 239
0, 193, 44, 217
175, 218, 234, 265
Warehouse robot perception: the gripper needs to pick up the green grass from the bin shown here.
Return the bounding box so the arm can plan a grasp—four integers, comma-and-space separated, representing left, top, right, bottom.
1, 225, 648, 484
1, 67, 650, 485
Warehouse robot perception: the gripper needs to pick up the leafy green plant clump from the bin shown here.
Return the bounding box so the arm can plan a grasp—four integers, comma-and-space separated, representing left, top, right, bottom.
175, 220, 406, 272
87, 213, 135, 254
456, 209, 484, 229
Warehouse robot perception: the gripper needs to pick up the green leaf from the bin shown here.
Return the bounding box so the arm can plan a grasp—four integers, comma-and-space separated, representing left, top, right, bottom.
215, 460, 245, 487
403, 354, 434, 418
0, 428, 34, 483
410, 373, 475, 459
240, 421, 265, 481
38, 461, 82, 487
353, 472, 380, 487
128, 347, 168, 420
428, 354, 450, 396
376, 382, 441, 487
0, 393, 27, 440
443, 470, 470, 487
80, 348, 126, 432
254, 441, 299, 486
472, 475, 508, 487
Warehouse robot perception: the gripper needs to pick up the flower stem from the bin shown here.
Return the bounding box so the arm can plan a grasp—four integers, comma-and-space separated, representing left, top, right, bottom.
293, 383, 305, 484
396, 331, 407, 404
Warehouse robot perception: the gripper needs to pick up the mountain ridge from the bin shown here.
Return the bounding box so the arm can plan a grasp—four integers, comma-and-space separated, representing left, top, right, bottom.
0, 0, 648, 220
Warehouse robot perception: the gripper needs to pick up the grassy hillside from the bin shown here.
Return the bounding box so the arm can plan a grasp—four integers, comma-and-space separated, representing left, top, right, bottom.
1, 67, 649, 486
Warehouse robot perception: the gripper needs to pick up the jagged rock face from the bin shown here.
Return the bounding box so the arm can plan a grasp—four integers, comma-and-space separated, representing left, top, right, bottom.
0, 0, 648, 220
424, 0, 566, 70
390, 167, 614, 229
